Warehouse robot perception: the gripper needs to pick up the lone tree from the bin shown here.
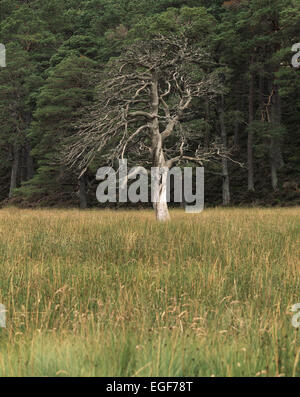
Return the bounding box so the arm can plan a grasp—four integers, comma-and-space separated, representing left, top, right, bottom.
64, 34, 223, 221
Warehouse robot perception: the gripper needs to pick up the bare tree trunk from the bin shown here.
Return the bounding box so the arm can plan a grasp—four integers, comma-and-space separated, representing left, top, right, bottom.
155, 202, 170, 221
153, 179, 170, 221
79, 174, 88, 209
9, 144, 20, 198
248, 70, 255, 192
152, 143, 170, 222
218, 96, 230, 206
150, 72, 170, 222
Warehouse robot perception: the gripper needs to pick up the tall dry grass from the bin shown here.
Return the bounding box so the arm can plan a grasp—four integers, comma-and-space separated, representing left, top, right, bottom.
0, 207, 299, 376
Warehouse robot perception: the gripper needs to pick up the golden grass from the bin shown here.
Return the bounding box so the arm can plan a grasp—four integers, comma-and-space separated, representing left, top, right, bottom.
0, 207, 299, 376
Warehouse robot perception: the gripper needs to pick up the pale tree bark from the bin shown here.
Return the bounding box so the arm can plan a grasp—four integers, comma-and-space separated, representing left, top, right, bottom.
150, 73, 170, 221
152, 165, 170, 222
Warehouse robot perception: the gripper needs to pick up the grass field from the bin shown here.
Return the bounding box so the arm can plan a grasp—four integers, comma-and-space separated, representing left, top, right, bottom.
0, 207, 299, 377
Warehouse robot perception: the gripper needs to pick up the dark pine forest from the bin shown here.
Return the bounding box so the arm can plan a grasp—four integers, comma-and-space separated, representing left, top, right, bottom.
1, 0, 300, 209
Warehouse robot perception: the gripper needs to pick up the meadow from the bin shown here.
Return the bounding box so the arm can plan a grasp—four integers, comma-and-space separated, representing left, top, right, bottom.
0, 207, 299, 377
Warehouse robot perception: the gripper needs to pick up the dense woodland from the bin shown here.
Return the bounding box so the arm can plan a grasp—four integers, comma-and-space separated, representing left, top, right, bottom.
1, 0, 300, 209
